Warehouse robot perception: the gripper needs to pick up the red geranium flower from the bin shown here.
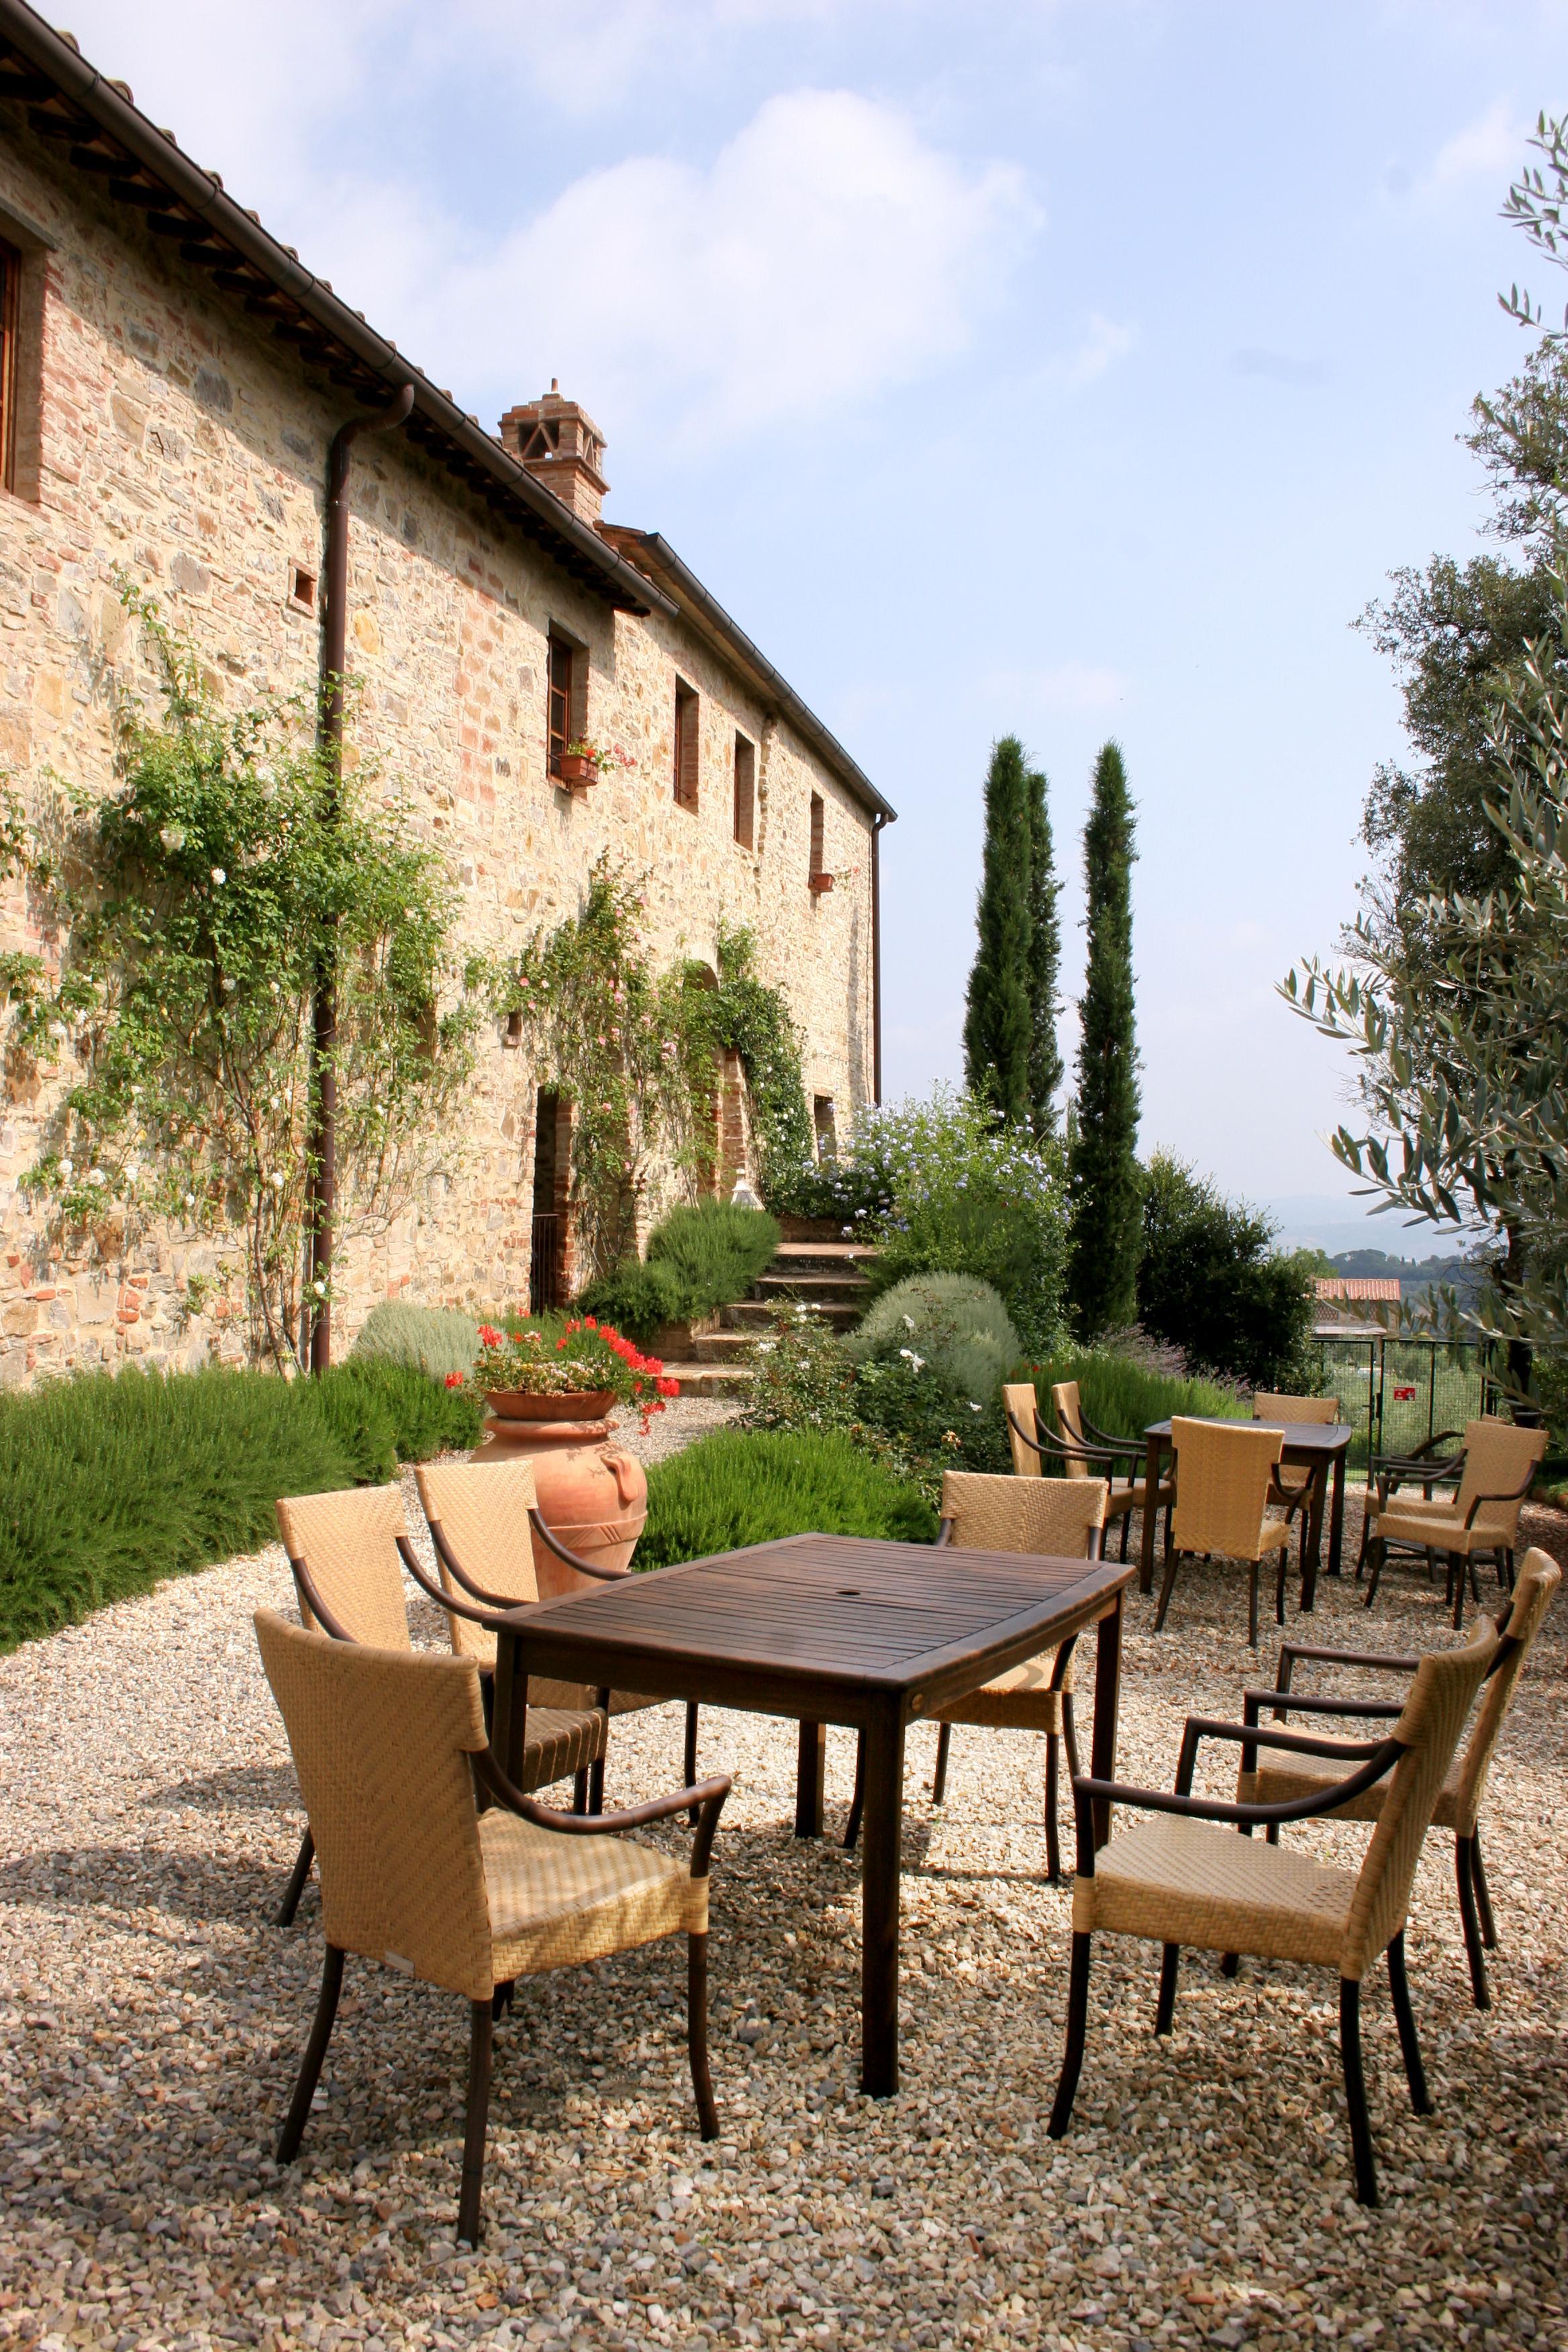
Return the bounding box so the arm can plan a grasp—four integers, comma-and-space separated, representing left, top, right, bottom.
477, 1324, 503, 1347
444, 1371, 464, 1389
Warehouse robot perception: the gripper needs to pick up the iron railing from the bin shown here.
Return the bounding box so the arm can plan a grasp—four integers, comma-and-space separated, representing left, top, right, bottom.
530, 1213, 562, 1315
1315, 1332, 1500, 1473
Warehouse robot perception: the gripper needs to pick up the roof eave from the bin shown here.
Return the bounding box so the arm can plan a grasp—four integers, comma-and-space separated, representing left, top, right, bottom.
602, 528, 895, 825
0, 0, 674, 620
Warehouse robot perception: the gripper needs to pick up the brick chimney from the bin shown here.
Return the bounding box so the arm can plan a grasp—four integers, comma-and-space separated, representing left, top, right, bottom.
497, 381, 609, 526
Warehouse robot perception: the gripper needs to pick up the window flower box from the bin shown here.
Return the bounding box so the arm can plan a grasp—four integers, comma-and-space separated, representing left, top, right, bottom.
808, 870, 835, 894
556, 752, 597, 789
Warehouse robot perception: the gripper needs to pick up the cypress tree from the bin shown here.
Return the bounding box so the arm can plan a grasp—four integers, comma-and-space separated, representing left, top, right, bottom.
1024, 761, 1063, 1134
1066, 740, 1142, 1334
962, 736, 1032, 1125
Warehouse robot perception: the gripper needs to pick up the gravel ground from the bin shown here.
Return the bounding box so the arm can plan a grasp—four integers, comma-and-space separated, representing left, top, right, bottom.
0, 1477, 1563, 2352
607, 1399, 742, 1469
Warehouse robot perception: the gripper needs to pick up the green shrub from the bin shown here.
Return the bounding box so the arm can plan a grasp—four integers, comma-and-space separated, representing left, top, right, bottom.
350, 1300, 480, 1381
744, 1307, 1010, 1504
0, 1359, 483, 1653
579, 1199, 781, 1342
574, 1258, 685, 1344
1026, 1345, 1247, 1451
638, 1428, 937, 1569
1136, 1154, 1318, 1389
848, 1273, 1021, 1404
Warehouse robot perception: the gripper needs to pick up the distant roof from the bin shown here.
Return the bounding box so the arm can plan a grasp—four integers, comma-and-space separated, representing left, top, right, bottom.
1316, 1277, 1401, 1303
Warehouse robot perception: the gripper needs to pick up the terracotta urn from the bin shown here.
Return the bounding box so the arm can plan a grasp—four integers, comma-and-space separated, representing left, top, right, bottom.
473, 1388, 647, 1596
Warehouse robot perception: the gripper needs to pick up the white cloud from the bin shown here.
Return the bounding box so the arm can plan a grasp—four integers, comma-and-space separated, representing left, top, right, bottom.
358, 89, 1040, 439
1411, 99, 1523, 205
1038, 311, 1135, 389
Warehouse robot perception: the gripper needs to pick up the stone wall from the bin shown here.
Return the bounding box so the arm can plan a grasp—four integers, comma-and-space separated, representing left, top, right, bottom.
0, 119, 879, 1384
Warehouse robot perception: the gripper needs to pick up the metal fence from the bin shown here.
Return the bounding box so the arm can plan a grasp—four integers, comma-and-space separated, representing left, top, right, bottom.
530, 1212, 562, 1315
1315, 1331, 1500, 1472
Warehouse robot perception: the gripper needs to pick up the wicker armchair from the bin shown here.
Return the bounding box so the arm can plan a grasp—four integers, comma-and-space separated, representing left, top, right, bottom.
416, 1458, 671, 1817
1156, 1418, 1312, 1647
1234, 1549, 1561, 2008
254, 1608, 728, 2243
271, 1486, 606, 1926
1000, 1381, 1172, 1565
1048, 1616, 1498, 2206
1361, 1417, 1547, 1625
924, 1471, 1108, 1883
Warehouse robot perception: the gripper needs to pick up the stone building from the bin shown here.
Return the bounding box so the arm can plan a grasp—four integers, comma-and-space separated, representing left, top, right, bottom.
0, 1, 893, 1381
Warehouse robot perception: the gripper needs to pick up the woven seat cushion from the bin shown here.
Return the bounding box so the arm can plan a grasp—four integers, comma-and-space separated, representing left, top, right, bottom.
1238, 1759, 1459, 1832
1075, 1814, 1356, 1967
934, 1651, 1069, 1730
1373, 1505, 1489, 1553
481, 1812, 705, 1978
516, 1706, 607, 1792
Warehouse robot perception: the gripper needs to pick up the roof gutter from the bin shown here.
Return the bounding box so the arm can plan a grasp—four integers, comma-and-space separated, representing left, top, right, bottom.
0, 0, 673, 620
603, 530, 897, 825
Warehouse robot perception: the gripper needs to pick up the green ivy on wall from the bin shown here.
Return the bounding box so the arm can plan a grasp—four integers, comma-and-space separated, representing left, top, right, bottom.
500, 869, 812, 1276
0, 586, 481, 1367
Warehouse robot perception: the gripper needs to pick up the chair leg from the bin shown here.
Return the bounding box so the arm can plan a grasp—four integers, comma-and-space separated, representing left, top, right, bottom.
277, 1827, 315, 1927
1338, 1977, 1379, 2208
685, 1702, 700, 1827
1455, 1836, 1491, 2010
277, 1944, 344, 2163
1155, 1943, 1179, 2034
1471, 1825, 1498, 1949
1248, 1560, 1259, 1651
573, 1768, 591, 1814
687, 1932, 718, 2141
1154, 1549, 1182, 1633
1119, 1507, 1130, 1563
1043, 1732, 1061, 1886
1277, 1544, 1289, 1627
457, 1998, 493, 2247
1062, 1691, 1083, 1783
1385, 1931, 1430, 2115
1450, 1553, 1466, 1632
931, 1722, 952, 1805
1220, 1950, 1240, 1977
491, 1980, 515, 2022
587, 1757, 605, 1817
842, 1732, 865, 1851
1048, 1932, 1093, 2138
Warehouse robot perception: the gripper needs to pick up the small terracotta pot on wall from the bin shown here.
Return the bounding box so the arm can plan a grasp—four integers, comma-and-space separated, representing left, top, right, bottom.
473, 1388, 647, 1592
556, 754, 597, 790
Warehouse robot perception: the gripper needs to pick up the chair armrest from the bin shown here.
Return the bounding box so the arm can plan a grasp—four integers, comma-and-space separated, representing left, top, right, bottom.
397, 1535, 522, 1632
1079, 1412, 1142, 1459
1174, 1713, 1397, 1796
528, 1507, 630, 1581
1067, 1737, 1405, 1873
472, 1748, 732, 1875
1462, 1471, 1538, 1527
935, 1518, 955, 1547
1004, 1408, 1094, 1466
426, 1517, 523, 1612
289, 1555, 354, 1645
1241, 1688, 1405, 1730
1275, 1638, 1420, 1691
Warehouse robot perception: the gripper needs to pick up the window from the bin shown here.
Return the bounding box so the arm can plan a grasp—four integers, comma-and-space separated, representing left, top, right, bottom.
548, 632, 576, 779
0, 240, 18, 494
673, 679, 699, 811
814, 1095, 838, 1163
732, 732, 755, 848
809, 791, 825, 881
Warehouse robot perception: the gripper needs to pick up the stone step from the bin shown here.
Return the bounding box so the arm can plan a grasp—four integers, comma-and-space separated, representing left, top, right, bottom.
755, 1271, 871, 1306
658, 1360, 755, 1398
689, 1330, 762, 1364
725, 1297, 862, 1333
771, 1240, 879, 1268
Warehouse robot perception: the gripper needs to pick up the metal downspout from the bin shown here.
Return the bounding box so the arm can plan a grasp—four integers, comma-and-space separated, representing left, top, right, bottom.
871, 814, 885, 1106
306, 382, 415, 1373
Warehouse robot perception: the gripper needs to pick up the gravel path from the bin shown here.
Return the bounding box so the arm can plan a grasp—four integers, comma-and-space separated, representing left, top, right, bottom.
0, 1479, 1563, 2352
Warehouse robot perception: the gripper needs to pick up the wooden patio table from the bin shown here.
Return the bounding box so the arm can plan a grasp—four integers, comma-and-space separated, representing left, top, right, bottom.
490, 1532, 1135, 2098
1138, 1418, 1355, 1608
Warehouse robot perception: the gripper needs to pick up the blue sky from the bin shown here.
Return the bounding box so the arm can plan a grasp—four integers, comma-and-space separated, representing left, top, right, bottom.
71, 0, 1568, 1253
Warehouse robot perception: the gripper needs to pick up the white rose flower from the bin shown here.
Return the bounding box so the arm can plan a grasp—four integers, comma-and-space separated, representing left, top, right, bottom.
58, 1157, 73, 1179
268, 1171, 285, 1190
211, 866, 226, 885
